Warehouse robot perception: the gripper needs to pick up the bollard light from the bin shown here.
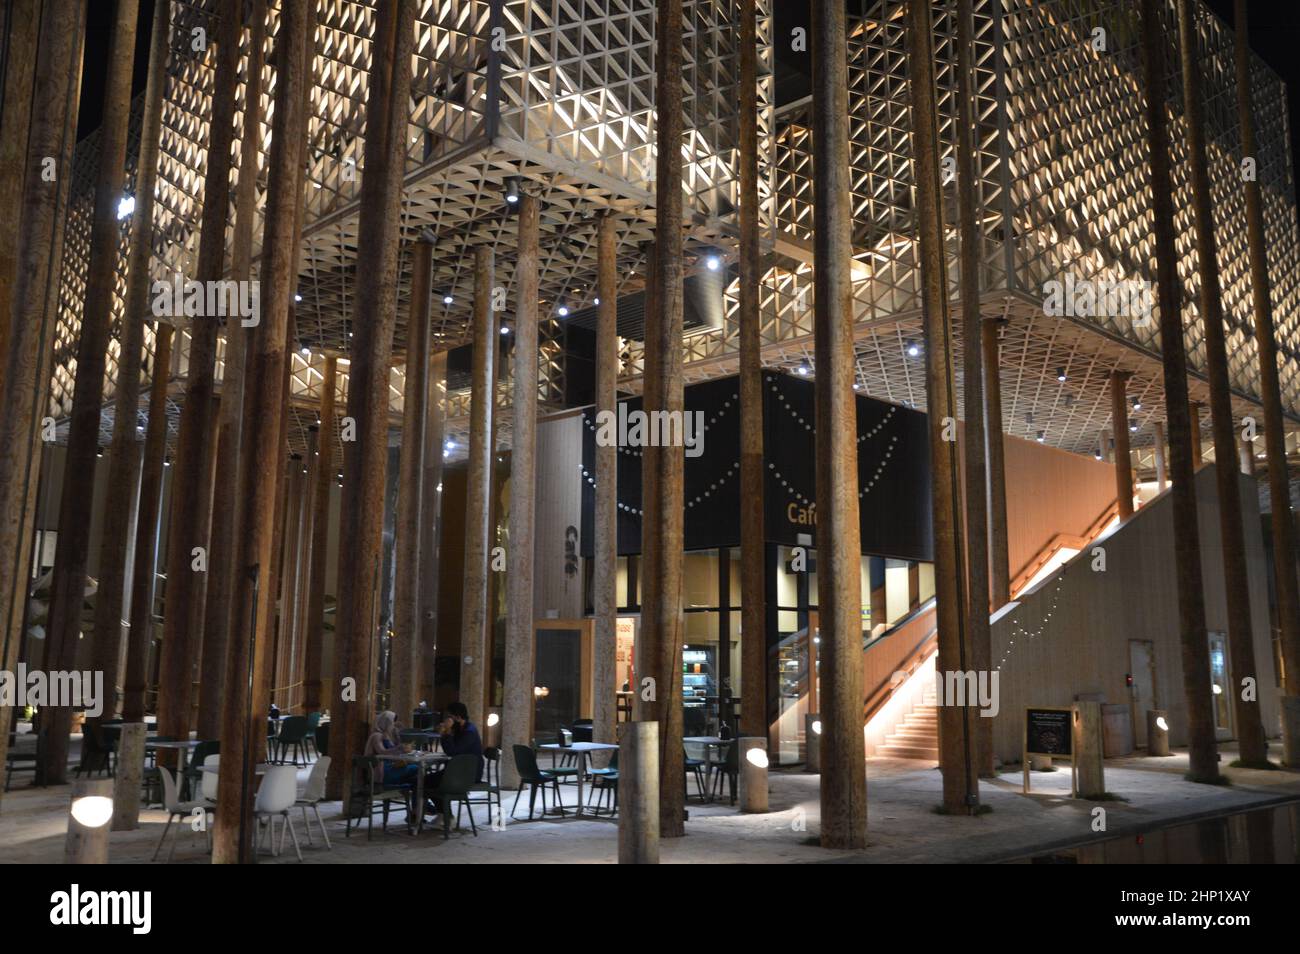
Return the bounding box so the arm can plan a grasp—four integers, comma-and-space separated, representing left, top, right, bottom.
738, 738, 770, 814
71, 795, 114, 828
1147, 709, 1171, 757
745, 747, 769, 769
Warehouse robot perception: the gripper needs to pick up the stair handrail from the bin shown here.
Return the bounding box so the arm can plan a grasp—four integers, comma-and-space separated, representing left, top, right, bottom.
861, 600, 939, 725
1009, 499, 1120, 598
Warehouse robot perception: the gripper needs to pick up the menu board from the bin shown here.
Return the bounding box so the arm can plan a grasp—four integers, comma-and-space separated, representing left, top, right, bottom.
1025, 707, 1073, 757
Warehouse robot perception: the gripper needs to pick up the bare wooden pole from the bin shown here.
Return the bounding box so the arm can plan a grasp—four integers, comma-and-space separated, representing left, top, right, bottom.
1111, 371, 1134, 520
302, 356, 337, 712
1235, 0, 1300, 766
212, 0, 308, 862
1154, 421, 1168, 492
737, 0, 767, 743
908, 0, 979, 816
123, 326, 173, 723
1139, 0, 1220, 783
89, 0, 171, 727
459, 246, 498, 727
198, 0, 267, 741
0, 11, 86, 774
1177, 0, 1267, 765
42, 0, 141, 782
1190, 402, 1204, 465
391, 239, 433, 720
275, 453, 305, 707
157, 0, 240, 749
954, 0, 993, 778
813, 0, 869, 844
326, 0, 414, 802
592, 211, 619, 750
503, 194, 541, 785
981, 317, 1011, 607
417, 352, 447, 703
0, 0, 42, 394
643, 0, 687, 838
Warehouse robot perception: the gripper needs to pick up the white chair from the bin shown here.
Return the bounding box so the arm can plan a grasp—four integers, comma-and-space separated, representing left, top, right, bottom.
201, 754, 220, 802
254, 764, 302, 861
294, 755, 332, 849
153, 766, 214, 862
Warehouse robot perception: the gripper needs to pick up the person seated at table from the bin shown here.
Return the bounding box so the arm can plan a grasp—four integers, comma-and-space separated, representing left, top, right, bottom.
365, 711, 420, 789
437, 702, 483, 781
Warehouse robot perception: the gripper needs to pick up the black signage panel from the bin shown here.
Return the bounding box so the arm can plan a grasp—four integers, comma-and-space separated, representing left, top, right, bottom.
1025, 707, 1073, 756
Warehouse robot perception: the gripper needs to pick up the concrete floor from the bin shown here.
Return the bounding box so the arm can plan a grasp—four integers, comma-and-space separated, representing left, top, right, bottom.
3, 742, 1298, 864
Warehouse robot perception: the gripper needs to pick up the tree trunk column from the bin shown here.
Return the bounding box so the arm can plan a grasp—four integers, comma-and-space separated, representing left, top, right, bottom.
90, 0, 170, 729
592, 211, 620, 750
391, 239, 433, 721
1111, 371, 1134, 519
1235, 0, 1300, 765
1177, 0, 1267, 765
459, 246, 498, 727
738, 0, 767, 745
503, 195, 541, 786
302, 356, 337, 712
955, 0, 993, 778
1154, 421, 1168, 492
981, 317, 1011, 607
42, 0, 141, 782
1190, 402, 1204, 466
418, 353, 447, 704
1139, 0, 1219, 783
212, 0, 309, 861
642, 0, 687, 839
157, 0, 241, 751
908, 0, 978, 817
812, 0, 868, 845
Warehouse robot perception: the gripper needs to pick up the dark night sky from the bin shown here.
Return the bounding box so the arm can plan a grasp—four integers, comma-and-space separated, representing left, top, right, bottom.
76, 1, 1300, 171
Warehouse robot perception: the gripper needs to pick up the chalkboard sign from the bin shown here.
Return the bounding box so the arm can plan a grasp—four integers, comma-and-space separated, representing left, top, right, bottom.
1025, 707, 1073, 756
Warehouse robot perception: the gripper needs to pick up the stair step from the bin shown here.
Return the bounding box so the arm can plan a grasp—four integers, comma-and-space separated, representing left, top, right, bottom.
877, 744, 939, 760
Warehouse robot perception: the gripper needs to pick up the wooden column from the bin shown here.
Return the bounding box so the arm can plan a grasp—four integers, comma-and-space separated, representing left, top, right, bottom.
42, 0, 141, 782
417, 352, 447, 703
738, 0, 767, 743
981, 317, 1011, 607
459, 246, 498, 726
909, 0, 979, 816
123, 327, 173, 722
157, 0, 240, 749
642, 0, 687, 839
0, 8, 86, 783
813, 0, 869, 844
90, 0, 170, 727
1190, 402, 1204, 465
503, 195, 541, 785
212, 0, 308, 862
302, 356, 337, 712
618, 720, 660, 863
1239, 436, 1255, 476
1177, 0, 1267, 765
198, 0, 267, 741
275, 453, 306, 707
955, 0, 993, 778
0, 0, 42, 395
1154, 421, 1168, 492
326, 0, 415, 803
592, 211, 619, 748
391, 238, 433, 720
1236, 0, 1300, 766
1139, 0, 1219, 783
1111, 371, 1134, 520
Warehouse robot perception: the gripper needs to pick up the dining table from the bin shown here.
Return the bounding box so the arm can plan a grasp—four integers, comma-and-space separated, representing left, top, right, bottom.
538, 741, 619, 817
373, 749, 450, 835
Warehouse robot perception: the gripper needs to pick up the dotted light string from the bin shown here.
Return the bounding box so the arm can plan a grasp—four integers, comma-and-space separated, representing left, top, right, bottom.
581, 393, 739, 458
769, 382, 898, 442
995, 573, 1066, 672
579, 460, 741, 516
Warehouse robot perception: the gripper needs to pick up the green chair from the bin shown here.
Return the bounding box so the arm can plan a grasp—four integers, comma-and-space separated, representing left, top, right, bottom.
511, 744, 567, 820
273, 716, 309, 766
304, 712, 322, 760
709, 741, 739, 805
437, 754, 482, 839
464, 746, 502, 825
345, 755, 414, 841
684, 746, 708, 800
589, 750, 618, 816
183, 740, 220, 800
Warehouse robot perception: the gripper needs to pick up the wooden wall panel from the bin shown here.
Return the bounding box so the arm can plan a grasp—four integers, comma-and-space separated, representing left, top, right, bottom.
535, 411, 585, 619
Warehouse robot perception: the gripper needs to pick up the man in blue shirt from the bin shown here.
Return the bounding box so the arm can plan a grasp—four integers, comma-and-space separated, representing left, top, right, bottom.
438, 701, 484, 782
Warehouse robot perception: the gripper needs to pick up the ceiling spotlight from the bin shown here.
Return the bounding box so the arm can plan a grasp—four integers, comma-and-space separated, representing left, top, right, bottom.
1132, 397, 1141, 411
443, 294, 454, 305
906, 340, 920, 357
852, 382, 861, 390
1094, 451, 1103, 460
116, 195, 135, 220
503, 176, 521, 205
1129, 423, 1138, 432
797, 364, 810, 376
593, 297, 600, 305
1056, 367, 1067, 382
300, 346, 310, 356
557, 304, 569, 317
1036, 430, 1046, 443
499, 326, 510, 335
705, 255, 721, 271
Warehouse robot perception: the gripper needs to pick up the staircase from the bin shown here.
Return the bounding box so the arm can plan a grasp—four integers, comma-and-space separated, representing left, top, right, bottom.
876, 685, 938, 760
